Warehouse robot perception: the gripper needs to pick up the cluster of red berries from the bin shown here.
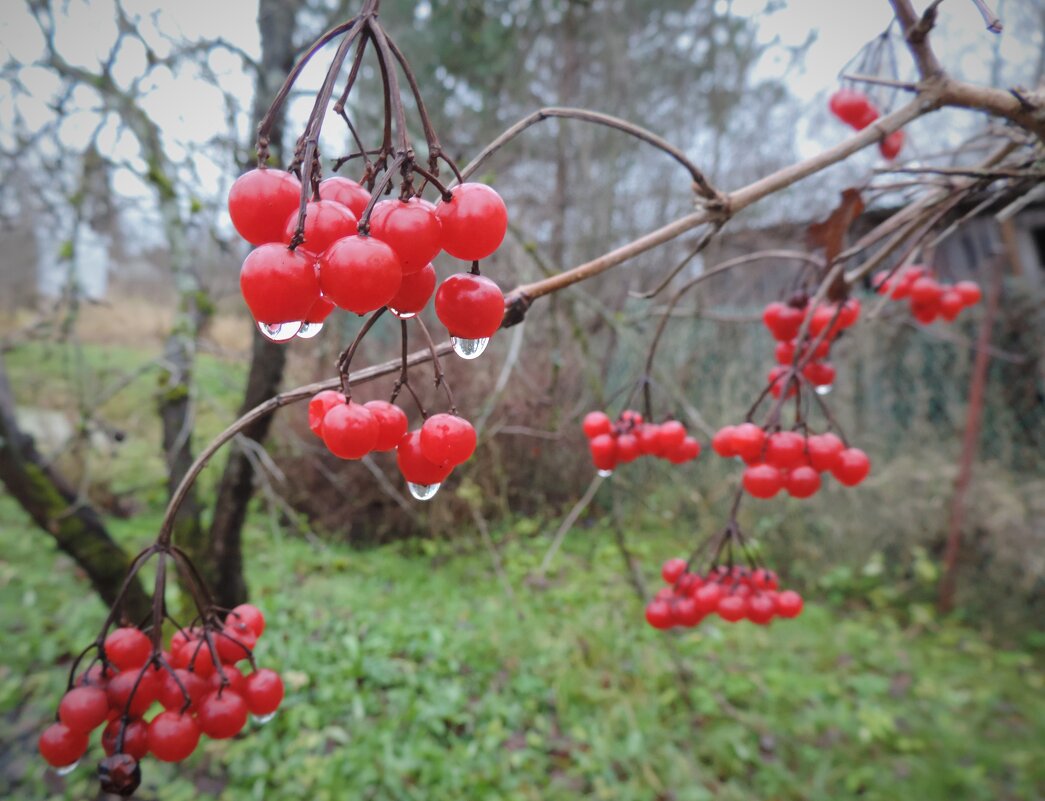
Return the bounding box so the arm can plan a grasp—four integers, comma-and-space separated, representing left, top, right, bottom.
228, 169, 508, 345
828, 87, 904, 160
38, 605, 281, 796
761, 296, 861, 396
872, 265, 982, 324
582, 410, 701, 475
712, 424, 869, 498
645, 559, 804, 629
308, 390, 476, 495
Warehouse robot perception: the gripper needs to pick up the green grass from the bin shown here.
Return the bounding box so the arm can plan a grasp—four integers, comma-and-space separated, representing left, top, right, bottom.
1, 494, 1042, 801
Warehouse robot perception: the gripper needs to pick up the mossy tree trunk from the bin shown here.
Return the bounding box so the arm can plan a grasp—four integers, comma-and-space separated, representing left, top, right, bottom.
0, 352, 150, 621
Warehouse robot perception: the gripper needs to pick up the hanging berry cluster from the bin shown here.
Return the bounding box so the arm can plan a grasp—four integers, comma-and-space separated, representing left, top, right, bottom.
873, 265, 982, 324
762, 296, 860, 396
582, 409, 701, 476
37, 547, 281, 797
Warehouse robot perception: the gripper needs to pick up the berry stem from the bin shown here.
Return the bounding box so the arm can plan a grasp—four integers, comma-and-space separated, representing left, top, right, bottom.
336, 307, 388, 397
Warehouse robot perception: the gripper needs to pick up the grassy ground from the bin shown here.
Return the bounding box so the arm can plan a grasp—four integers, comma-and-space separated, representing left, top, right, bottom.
1, 494, 1042, 801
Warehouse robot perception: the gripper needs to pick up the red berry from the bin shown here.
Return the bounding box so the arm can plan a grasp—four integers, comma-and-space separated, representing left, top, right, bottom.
148, 711, 200, 762
282, 199, 357, 254
589, 433, 617, 472
636, 424, 662, 455
910, 277, 943, 306
369, 197, 442, 274
764, 431, 805, 470
58, 686, 110, 733
240, 243, 320, 325
396, 430, 454, 486
803, 361, 836, 388
388, 263, 436, 316
717, 594, 748, 622
661, 558, 687, 584
776, 590, 804, 618
829, 88, 875, 128
210, 664, 248, 695
364, 400, 409, 452
644, 600, 673, 629
228, 168, 302, 246
228, 604, 266, 638
879, 130, 904, 160
106, 668, 160, 718
434, 273, 504, 339
616, 433, 640, 463
656, 420, 686, 452
321, 401, 378, 459
806, 433, 844, 472
832, 447, 871, 487
244, 669, 285, 716
38, 723, 88, 768
693, 583, 724, 614
197, 690, 248, 740
786, 465, 822, 498
308, 390, 345, 437
712, 426, 737, 458
672, 597, 703, 627
102, 718, 149, 760
215, 625, 256, 664
747, 594, 776, 624
104, 627, 151, 671
730, 423, 765, 462
939, 289, 964, 321
303, 295, 335, 326
318, 176, 371, 218
434, 183, 507, 261
582, 411, 612, 439
319, 235, 402, 315
768, 365, 798, 399
743, 464, 783, 499
159, 668, 209, 713
420, 413, 477, 467
762, 302, 803, 341
954, 280, 982, 306
853, 100, 880, 130
667, 436, 701, 464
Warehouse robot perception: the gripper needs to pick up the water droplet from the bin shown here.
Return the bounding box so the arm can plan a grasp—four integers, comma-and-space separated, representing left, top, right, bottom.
54, 761, 79, 776
258, 321, 302, 342
407, 482, 441, 501
597, 469, 613, 478
295, 322, 323, 339
389, 307, 416, 319
252, 712, 277, 725
450, 336, 489, 360
815, 384, 833, 396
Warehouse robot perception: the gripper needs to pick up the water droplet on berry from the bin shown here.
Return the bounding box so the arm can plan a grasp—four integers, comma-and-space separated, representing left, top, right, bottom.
55, 761, 79, 776
597, 469, 613, 478
296, 322, 324, 339
258, 321, 302, 342
407, 482, 441, 501
450, 336, 489, 360
815, 384, 833, 396
252, 712, 277, 725
389, 307, 416, 319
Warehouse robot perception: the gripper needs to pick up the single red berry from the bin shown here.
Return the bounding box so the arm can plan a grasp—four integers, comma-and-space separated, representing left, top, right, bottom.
911, 299, 940, 325
939, 289, 964, 321
762, 302, 803, 341
318, 175, 371, 217
388, 263, 436, 317
240, 243, 320, 325
693, 583, 724, 614
38, 723, 88, 768
308, 390, 346, 438
636, 424, 662, 455
159, 668, 209, 713
656, 420, 686, 452
672, 597, 703, 627
644, 600, 674, 630
148, 711, 200, 762
743, 463, 783, 499
197, 690, 248, 740
435, 273, 504, 339
730, 423, 765, 462
879, 130, 905, 160
667, 436, 701, 464
829, 88, 874, 128
750, 568, 778, 591
786, 465, 822, 498
747, 594, 776, 624
229, 604, 266, 638
369, 197, 442, 274
853, 100, 880, 130
319, 235, 402, 315
420, 413, 477, 467
396, 430, 454, 485
717, 594, 748, 622
661, 558, 687, 584
776, 590, 804, 618
364, 400, 409, 452
711, 426, 737, 457
620, 409, 644, 425
282, 199, 357, 254
215, 625, 256, 664
832, 447, 871, 487
910, 277, 943, 306
954, 280, 982, 306
244, 669, 285, 716
582, 411, 612, 439
434, 183, 508, 261
173, 637, 217, 679
764, 431, 805, 470
104, 628, 151, 672
808, 304, 841, 339
58, 686, 110, 733
616, 433, 640, 463
676, 572, 702, 595
228, 168, 302, 246
303, 295, 335, 327
321, 401, 379, 460
806, 432, 844, 473
210, 664, 248, 695
837, 298, 861, 329
803, 361, 836, 388
106, 668, 160, 718
102, 718, 149, 760
589, 433, 617, 472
